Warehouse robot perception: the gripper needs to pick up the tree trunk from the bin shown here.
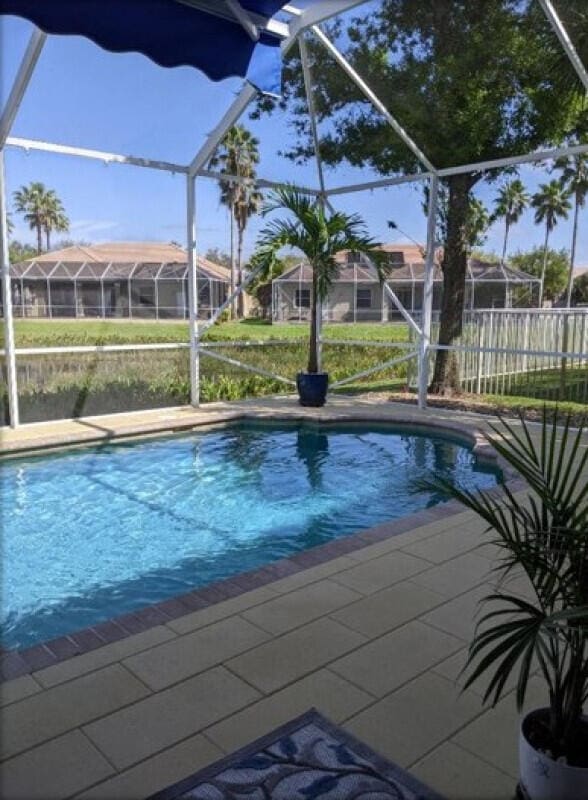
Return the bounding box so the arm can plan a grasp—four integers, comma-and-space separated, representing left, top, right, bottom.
45, 228, 50, 251
565, 193, 579, 308
36, 223, 42, 254
559, 191, 580, 395
501, 221, 509, 265
307, 270, 319, 374
430, 174, 472, 395
229, 208, 236, 319
539, 225, 550, 307
236, 224, 244, 319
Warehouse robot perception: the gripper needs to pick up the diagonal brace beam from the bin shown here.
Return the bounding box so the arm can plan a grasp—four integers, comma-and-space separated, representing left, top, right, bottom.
311, 26, 436, 174
537, 0, 588, 92
189, 83, 258, 177
299, 35, 326, 195
283, 1, 370, 53
225, 0, 259, 41
0, 29, 46, 147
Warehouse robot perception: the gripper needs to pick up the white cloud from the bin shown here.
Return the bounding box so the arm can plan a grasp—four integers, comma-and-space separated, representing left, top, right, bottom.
69, 219, 120, 237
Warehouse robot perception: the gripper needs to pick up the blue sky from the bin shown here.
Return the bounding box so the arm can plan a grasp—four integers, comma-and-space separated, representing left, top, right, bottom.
2, 12, 586, 267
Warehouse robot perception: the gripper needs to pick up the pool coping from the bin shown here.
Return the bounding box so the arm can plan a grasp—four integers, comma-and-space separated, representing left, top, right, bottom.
0, 405, 522, 682
0, 400, 497, 460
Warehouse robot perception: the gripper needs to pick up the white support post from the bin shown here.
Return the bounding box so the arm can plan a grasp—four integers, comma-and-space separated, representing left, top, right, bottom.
418, 174, 438, 409
186, 175, 199, 406
0, 152, 19, 427
0, 28, 46, 428
311, 26, 436, 173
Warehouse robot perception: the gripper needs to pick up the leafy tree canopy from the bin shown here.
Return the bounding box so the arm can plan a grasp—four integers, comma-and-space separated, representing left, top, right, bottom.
256, 0, 584, 391
258, 0, 583, 176
510, 246, 569, 302
8, 240, 37, 263
470, 249, 501, 264
572, 271, 588, 305
54, 238, 92, 250
204, 248, 232, 269
422, 185, 490, 253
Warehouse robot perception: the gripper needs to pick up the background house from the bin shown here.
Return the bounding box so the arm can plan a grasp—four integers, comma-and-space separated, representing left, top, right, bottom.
3, 242, 230, 320
272, 243, 540, 322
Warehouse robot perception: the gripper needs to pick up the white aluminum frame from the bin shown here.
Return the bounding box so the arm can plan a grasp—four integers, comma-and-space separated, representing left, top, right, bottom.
1, 0, 587, 426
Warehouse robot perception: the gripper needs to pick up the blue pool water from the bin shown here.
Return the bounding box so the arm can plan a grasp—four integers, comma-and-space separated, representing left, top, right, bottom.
1, 422, 501, 649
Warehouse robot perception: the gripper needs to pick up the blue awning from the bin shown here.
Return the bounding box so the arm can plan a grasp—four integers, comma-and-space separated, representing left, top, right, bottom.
0, 0, 290, 94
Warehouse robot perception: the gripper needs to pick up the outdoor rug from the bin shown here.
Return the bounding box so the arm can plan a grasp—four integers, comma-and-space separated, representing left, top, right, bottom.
148, 709, 445, 800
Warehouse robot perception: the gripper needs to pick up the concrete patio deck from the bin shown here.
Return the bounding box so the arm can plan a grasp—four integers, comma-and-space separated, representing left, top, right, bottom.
0, 400, 563, 799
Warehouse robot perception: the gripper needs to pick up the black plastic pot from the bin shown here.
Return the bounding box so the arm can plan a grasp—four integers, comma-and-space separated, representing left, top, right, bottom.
296, 372, 329, 407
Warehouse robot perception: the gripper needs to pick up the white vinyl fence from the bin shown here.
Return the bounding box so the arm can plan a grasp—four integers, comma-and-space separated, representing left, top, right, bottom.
412, 309, 588, 403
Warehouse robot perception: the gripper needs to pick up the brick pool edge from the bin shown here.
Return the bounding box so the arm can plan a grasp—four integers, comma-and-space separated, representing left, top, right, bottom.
0, 404, 520, 681
0, 476, 524, 682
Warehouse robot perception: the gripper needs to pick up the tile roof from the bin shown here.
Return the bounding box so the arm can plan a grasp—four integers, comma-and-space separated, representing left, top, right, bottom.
275, 245, 539, 284
10, 242, 230, 282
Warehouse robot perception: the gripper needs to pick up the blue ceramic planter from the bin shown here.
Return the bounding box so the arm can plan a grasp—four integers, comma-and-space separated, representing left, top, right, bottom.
296, 372, 329, 407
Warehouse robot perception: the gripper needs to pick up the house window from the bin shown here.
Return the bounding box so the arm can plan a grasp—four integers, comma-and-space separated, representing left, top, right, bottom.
138, 285, 155, 306
346, 251, 361, 265
387, 251, 404, 266
356, 288, 372, 308
198, 283, 211, 306
295, 288, 311, 308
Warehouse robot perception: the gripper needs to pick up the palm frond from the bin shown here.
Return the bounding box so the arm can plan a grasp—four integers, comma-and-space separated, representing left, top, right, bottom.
427, 408, 588, 757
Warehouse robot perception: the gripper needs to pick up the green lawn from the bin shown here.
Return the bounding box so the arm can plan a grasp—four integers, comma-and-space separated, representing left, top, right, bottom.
1, 319, 413, 424
2, 318, 584, 425
2, 318, 410, 347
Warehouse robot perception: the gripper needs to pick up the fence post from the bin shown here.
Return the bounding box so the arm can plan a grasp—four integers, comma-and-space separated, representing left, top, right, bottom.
475, 316, 483, 394
418, 174, 438, 409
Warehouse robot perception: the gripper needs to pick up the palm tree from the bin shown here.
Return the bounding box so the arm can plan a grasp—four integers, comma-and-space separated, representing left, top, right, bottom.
209, 125, 261, 318
254, 186, 388, 375
556, 151, 588, 307
492, 179, 529, 265
13, 182, 47, 253
42, 191, 70, 251
12, 182, 69, 254
531, 181, 571, 306
234, 180, 263, 317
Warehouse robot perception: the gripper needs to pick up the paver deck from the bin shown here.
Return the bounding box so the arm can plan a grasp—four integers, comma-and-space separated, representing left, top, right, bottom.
1, 399, 582, 799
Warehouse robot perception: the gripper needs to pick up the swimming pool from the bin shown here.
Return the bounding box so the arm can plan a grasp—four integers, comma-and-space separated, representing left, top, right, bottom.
2, 421, 501, 649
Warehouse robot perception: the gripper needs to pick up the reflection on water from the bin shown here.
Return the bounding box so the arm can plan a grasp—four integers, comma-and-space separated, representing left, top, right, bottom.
1, 421, 501, 648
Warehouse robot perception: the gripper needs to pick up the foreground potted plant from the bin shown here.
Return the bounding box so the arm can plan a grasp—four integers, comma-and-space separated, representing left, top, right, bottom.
253, 186, 388, 406
434, 410, 588, 800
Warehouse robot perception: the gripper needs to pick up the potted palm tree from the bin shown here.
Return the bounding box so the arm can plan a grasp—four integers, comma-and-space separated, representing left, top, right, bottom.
434, 410, 588, 800
253, 186, 388, 407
